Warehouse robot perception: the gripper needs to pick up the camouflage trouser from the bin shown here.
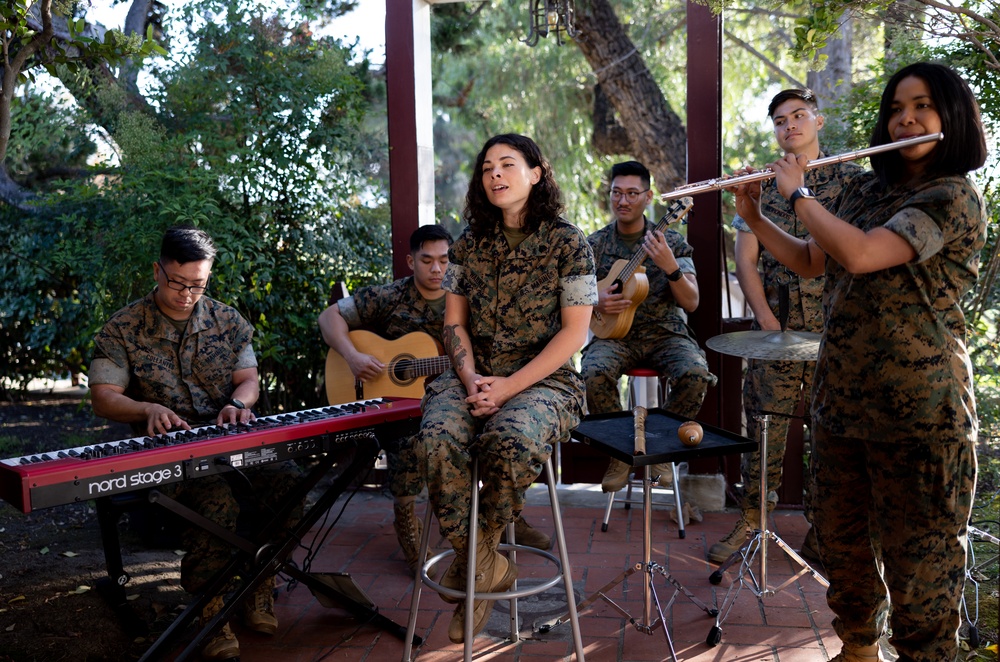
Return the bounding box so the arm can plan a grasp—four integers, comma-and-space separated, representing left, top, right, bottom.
419, 371, 582, 542
386, 434, 424, 500
812, 428, 976, 662
160, 460, 304, 594
741, 358, 814, 510
581, 333, 716, 417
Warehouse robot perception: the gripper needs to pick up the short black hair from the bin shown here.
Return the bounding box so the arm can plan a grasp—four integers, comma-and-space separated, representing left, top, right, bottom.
409, 224, 453, 253
160, 225, 217, 264
610, 161, 651, 190
768, 89, 819, 118
870, 61, 987, 187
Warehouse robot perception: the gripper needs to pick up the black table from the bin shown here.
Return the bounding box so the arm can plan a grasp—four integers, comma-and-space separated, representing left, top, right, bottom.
561, 409, 756, 660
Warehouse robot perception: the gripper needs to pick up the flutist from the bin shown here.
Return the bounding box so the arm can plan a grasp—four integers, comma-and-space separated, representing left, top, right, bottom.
732, 62, 987, 662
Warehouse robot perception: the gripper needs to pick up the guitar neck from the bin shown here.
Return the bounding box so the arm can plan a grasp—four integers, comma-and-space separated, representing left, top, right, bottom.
614, 197, 694, 283
407, 355, 451, 378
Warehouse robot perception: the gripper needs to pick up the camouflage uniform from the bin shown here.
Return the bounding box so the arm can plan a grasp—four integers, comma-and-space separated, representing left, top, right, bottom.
89, 290, 302, 594
337, 276, 444, 500
581, 218, 715, 418
812, 173, 983, 662
420, 218, 597, 541
732, 160, 861, 509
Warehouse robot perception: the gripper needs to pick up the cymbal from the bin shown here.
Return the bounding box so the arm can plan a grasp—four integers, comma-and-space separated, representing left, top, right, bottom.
706, 330, 821, 361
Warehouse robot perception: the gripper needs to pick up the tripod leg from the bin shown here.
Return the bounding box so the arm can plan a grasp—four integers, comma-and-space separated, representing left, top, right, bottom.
648, 573, 678, 662
536, 564, 642, 631
709, 535, 755, 585
768, 532, 829, 588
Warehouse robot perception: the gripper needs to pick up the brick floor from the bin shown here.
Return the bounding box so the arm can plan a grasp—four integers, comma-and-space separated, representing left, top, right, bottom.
165, 483, 848, 661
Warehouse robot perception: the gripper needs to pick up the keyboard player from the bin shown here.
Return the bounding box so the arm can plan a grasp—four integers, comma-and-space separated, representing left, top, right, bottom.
88, 225, 300, 661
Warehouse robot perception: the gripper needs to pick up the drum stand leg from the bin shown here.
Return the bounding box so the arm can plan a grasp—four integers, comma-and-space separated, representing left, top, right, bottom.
705, 414, 829, 647
539, 466, 716, 661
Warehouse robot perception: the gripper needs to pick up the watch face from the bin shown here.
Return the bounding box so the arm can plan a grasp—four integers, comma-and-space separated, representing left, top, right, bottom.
230, 398, 245, 410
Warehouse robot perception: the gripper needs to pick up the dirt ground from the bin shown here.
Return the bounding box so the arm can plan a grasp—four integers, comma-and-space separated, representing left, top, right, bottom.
0, 392, 187, 662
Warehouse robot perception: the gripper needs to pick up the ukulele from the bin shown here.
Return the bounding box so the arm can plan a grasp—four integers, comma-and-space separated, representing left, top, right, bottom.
324, 330, 450, 405
589, 197, 695, 339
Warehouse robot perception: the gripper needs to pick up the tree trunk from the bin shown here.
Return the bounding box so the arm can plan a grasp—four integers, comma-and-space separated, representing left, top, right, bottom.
807, 13, 853, 136
575, 0, 687, 190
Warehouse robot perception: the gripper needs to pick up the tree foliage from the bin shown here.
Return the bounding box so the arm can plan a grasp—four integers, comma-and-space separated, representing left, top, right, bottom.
1, 0, 391, 411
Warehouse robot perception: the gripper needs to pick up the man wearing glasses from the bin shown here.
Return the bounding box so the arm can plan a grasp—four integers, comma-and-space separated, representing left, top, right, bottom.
581, 161, 716, 494
89, 225, 300, 661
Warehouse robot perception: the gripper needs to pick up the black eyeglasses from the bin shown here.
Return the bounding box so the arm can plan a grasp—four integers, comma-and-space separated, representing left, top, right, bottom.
610, 189, 650, 203
157, 261, 210, 295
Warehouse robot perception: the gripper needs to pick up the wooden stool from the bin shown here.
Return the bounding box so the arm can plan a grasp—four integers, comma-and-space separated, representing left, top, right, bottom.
402, 456, 584, 661
601, 368, 688, 538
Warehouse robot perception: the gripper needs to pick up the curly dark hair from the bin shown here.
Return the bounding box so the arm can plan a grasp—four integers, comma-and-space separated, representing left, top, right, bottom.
463, 134, 563, 237
870, 62, 987, 188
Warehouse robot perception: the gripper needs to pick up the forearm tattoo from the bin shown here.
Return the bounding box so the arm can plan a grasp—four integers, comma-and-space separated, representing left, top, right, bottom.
443, 323, 468, 372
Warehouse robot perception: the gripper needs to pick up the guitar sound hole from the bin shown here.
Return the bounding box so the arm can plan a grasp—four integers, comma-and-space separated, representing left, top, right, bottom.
389, 356, 417, 386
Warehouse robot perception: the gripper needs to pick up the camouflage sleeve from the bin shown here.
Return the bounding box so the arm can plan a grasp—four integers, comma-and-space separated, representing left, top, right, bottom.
884, 178, 983, 264
89, 358, 130, 388
666, 229, 696, 273
89, 322, 132, 388
442, 262, 464, 296
235, 343, 257, 371
586, 228, 612, 281
336, 295, 362, 328
732, 214, 751, 233
443, 230, 471, 297
558, 223, 598, 307
345, 282, 397, 328
230, 313, 258, 371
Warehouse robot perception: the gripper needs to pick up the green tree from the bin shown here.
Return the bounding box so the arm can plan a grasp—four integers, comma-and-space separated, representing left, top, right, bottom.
1, 0, 390, 412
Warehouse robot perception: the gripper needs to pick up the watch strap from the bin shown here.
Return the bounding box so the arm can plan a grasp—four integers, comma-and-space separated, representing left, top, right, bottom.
789, 187, 814, 207
667, 268, 683, 282
228, 398, 245, 410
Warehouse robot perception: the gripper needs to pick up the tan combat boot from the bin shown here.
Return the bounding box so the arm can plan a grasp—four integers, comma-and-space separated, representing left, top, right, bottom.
500, 516, 552, 550
447, 527, 518, 643
393, 498, 435, 578
200, 594, 239, 661
439, 537, 468, 604
707, 508, 763, 564
830, 642, 884, 661
243, 575, 278, 635
601, 458, 632, 493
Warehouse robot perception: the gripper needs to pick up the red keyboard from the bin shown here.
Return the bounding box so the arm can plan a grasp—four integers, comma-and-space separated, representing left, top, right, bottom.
0, 397, 421, 513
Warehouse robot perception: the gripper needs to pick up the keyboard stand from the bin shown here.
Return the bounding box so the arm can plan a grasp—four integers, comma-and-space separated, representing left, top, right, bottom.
90, 429, 420, 661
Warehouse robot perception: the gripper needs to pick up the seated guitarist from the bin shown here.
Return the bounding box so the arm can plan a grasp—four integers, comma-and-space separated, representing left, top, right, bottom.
317, 225, 551, 575
581, 161, 717, 493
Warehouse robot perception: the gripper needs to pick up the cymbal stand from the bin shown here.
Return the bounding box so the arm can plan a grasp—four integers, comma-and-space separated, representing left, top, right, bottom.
705, 414, 829, 646
539, 464, 716, 662
961, 523, 1000, 649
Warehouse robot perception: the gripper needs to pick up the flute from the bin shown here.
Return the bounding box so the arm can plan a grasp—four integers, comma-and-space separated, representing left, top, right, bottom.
659, 133, 944, 201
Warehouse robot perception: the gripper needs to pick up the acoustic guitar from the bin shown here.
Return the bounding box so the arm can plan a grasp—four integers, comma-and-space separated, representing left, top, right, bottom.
325, 330, 450, 405
590, 197, 695, 340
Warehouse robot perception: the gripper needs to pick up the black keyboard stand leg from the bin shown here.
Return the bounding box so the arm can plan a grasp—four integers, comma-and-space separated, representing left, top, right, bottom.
95, 497, 149, 637
139, 431, 417, 661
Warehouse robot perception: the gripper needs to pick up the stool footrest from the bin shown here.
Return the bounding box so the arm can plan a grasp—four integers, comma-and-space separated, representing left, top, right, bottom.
421, 544, 564, 602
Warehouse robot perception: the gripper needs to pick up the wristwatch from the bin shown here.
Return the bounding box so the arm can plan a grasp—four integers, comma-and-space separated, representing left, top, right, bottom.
666, 268, 683, 282
227, 398, 246, 410
789, 187, 816, 207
